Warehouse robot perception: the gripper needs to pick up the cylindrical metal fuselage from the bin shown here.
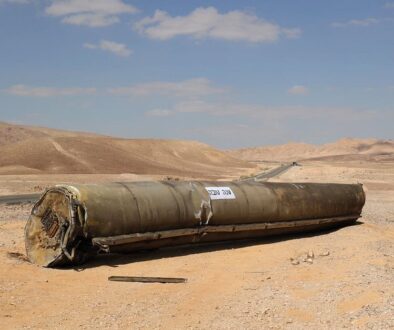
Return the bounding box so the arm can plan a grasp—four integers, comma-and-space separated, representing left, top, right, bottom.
25, 181, 365, 267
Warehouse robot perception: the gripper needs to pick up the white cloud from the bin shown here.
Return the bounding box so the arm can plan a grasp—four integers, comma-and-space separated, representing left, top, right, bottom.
84, 40, 132, 57
177, 100, 266, 116
62, 13, 119, 27
173, 100, 222, 114
108, 78, 226, 98
0, 0, 31, 4
4, 84, 96, 97
145, 109, 174, 117
135, 7, 301, 43
288, 85, 309, 95
45, 0, 138, 27
145, 100, 374, 121
331, 18, 379, 28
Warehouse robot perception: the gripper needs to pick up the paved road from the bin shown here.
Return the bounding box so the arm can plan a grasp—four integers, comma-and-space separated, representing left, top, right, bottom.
0, 165, 298, 204
0, 193, 41, 205
240, 163, 298, 182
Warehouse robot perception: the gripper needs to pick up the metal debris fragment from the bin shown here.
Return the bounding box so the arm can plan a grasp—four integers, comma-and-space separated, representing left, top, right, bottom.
108, 276, 187, 283
24, 181, 365, 267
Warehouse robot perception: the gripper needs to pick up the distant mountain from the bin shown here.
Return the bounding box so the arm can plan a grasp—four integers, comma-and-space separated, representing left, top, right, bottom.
228, 138, 394, 162
0, 122, 253, 176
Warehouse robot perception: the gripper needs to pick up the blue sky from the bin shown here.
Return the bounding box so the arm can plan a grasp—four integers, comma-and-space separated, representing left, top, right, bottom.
0, 0, 393, 148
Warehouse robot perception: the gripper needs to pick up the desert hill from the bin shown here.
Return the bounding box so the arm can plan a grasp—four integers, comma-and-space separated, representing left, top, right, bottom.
0, 122, 254, 176
228, 138, 394, 162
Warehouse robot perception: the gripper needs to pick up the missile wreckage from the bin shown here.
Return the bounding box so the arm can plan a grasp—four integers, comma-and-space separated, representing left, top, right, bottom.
25, 181, 365, 267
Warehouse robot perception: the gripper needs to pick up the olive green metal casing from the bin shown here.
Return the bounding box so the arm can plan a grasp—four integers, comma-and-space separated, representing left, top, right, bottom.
25, 181, 365, 267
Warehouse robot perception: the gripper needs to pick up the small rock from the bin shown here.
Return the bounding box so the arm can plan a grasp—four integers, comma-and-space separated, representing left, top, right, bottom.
291, 259, 300, 265
307, 250, 315, 259
305, 257, 314, 264
319, 250, 330, 257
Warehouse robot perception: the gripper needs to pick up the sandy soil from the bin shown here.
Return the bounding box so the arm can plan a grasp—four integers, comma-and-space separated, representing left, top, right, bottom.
0, 161, 393, 329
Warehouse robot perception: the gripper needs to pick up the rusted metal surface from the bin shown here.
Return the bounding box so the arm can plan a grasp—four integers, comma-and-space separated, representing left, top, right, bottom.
92, 215, 358, 251
25, 181, 365, 267
108, 276, 187, 283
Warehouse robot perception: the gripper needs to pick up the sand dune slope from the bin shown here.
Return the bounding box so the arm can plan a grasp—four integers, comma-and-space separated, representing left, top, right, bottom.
229, 138, 394, 162
0, 122, 253, 176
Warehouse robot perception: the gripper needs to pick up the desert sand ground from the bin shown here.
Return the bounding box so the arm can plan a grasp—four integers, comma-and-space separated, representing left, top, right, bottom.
0, 161, 393, 329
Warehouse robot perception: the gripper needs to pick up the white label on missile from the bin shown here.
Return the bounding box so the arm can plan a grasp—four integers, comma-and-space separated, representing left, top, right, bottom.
205, 187, 236, 200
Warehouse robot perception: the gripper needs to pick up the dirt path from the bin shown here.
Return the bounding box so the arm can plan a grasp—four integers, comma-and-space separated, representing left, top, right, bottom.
51, 139, 93, 172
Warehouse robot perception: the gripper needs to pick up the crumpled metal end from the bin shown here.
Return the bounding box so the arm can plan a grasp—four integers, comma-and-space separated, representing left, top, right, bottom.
24, 188, 84, 267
